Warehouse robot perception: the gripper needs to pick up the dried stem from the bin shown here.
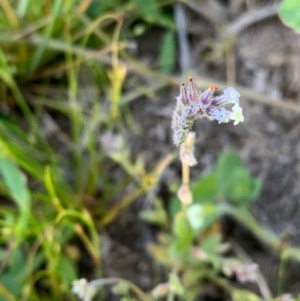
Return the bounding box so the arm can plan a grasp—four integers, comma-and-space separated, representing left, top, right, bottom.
227, 3, 278, 36
178, 132, 197, 207
182, 160, 190, 186
24, 34, 300, 114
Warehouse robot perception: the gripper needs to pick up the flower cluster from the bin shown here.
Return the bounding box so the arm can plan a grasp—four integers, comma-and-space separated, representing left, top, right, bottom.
171, 77, 244, 146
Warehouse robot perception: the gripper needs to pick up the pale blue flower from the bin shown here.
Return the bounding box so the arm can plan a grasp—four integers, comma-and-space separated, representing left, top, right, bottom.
217, 107, 230, 124
224, 87, 240, 105
207, 107, 230, 124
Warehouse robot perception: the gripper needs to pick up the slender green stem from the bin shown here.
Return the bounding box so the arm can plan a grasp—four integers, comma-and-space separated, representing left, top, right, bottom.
221, 205, 280, 249
221, 204, 300, 267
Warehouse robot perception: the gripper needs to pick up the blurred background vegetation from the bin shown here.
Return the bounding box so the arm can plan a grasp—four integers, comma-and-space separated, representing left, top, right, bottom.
1, 0, 300, 300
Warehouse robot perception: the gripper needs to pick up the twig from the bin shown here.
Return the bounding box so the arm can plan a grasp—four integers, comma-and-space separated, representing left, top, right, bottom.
227, 3, 279, 36
25, 34, 300, 114
100, 153, 175, 226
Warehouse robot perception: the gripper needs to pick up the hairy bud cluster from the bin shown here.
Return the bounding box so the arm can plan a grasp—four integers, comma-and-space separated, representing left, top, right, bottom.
172, 77, 244, 146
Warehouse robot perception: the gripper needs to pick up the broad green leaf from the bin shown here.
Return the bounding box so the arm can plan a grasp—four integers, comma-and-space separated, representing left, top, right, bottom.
216, 152, 262, 204
192, 173, 217, 203
216, 151, 243, 180
279, 0, 300, 33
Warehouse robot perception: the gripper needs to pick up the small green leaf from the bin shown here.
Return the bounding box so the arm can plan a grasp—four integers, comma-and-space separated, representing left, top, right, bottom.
279, 0, 300, 33
200, 234, 223, 269
200, 234, 222, 254
0, 157, 31, 213
169, 211, 194, 260
187, 204, 219, 233
169, 273, 184, 296
173, 211, 193, 245
148, 243, 172, 266
139, 200, 168, 227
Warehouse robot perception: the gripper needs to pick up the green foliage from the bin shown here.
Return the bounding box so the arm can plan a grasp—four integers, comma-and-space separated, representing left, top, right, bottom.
169, 272, 184, 296
143, 151, 266, 300
171, 151, 262, 216
279, 0, 300, 33
139, 199, 168, 228
0, 0, 179, 299
192, 173, 218, 203
0, 157, 31, 239
216, 152, 262, 205
173, 211, 193, 245
0, 248, 32, 297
